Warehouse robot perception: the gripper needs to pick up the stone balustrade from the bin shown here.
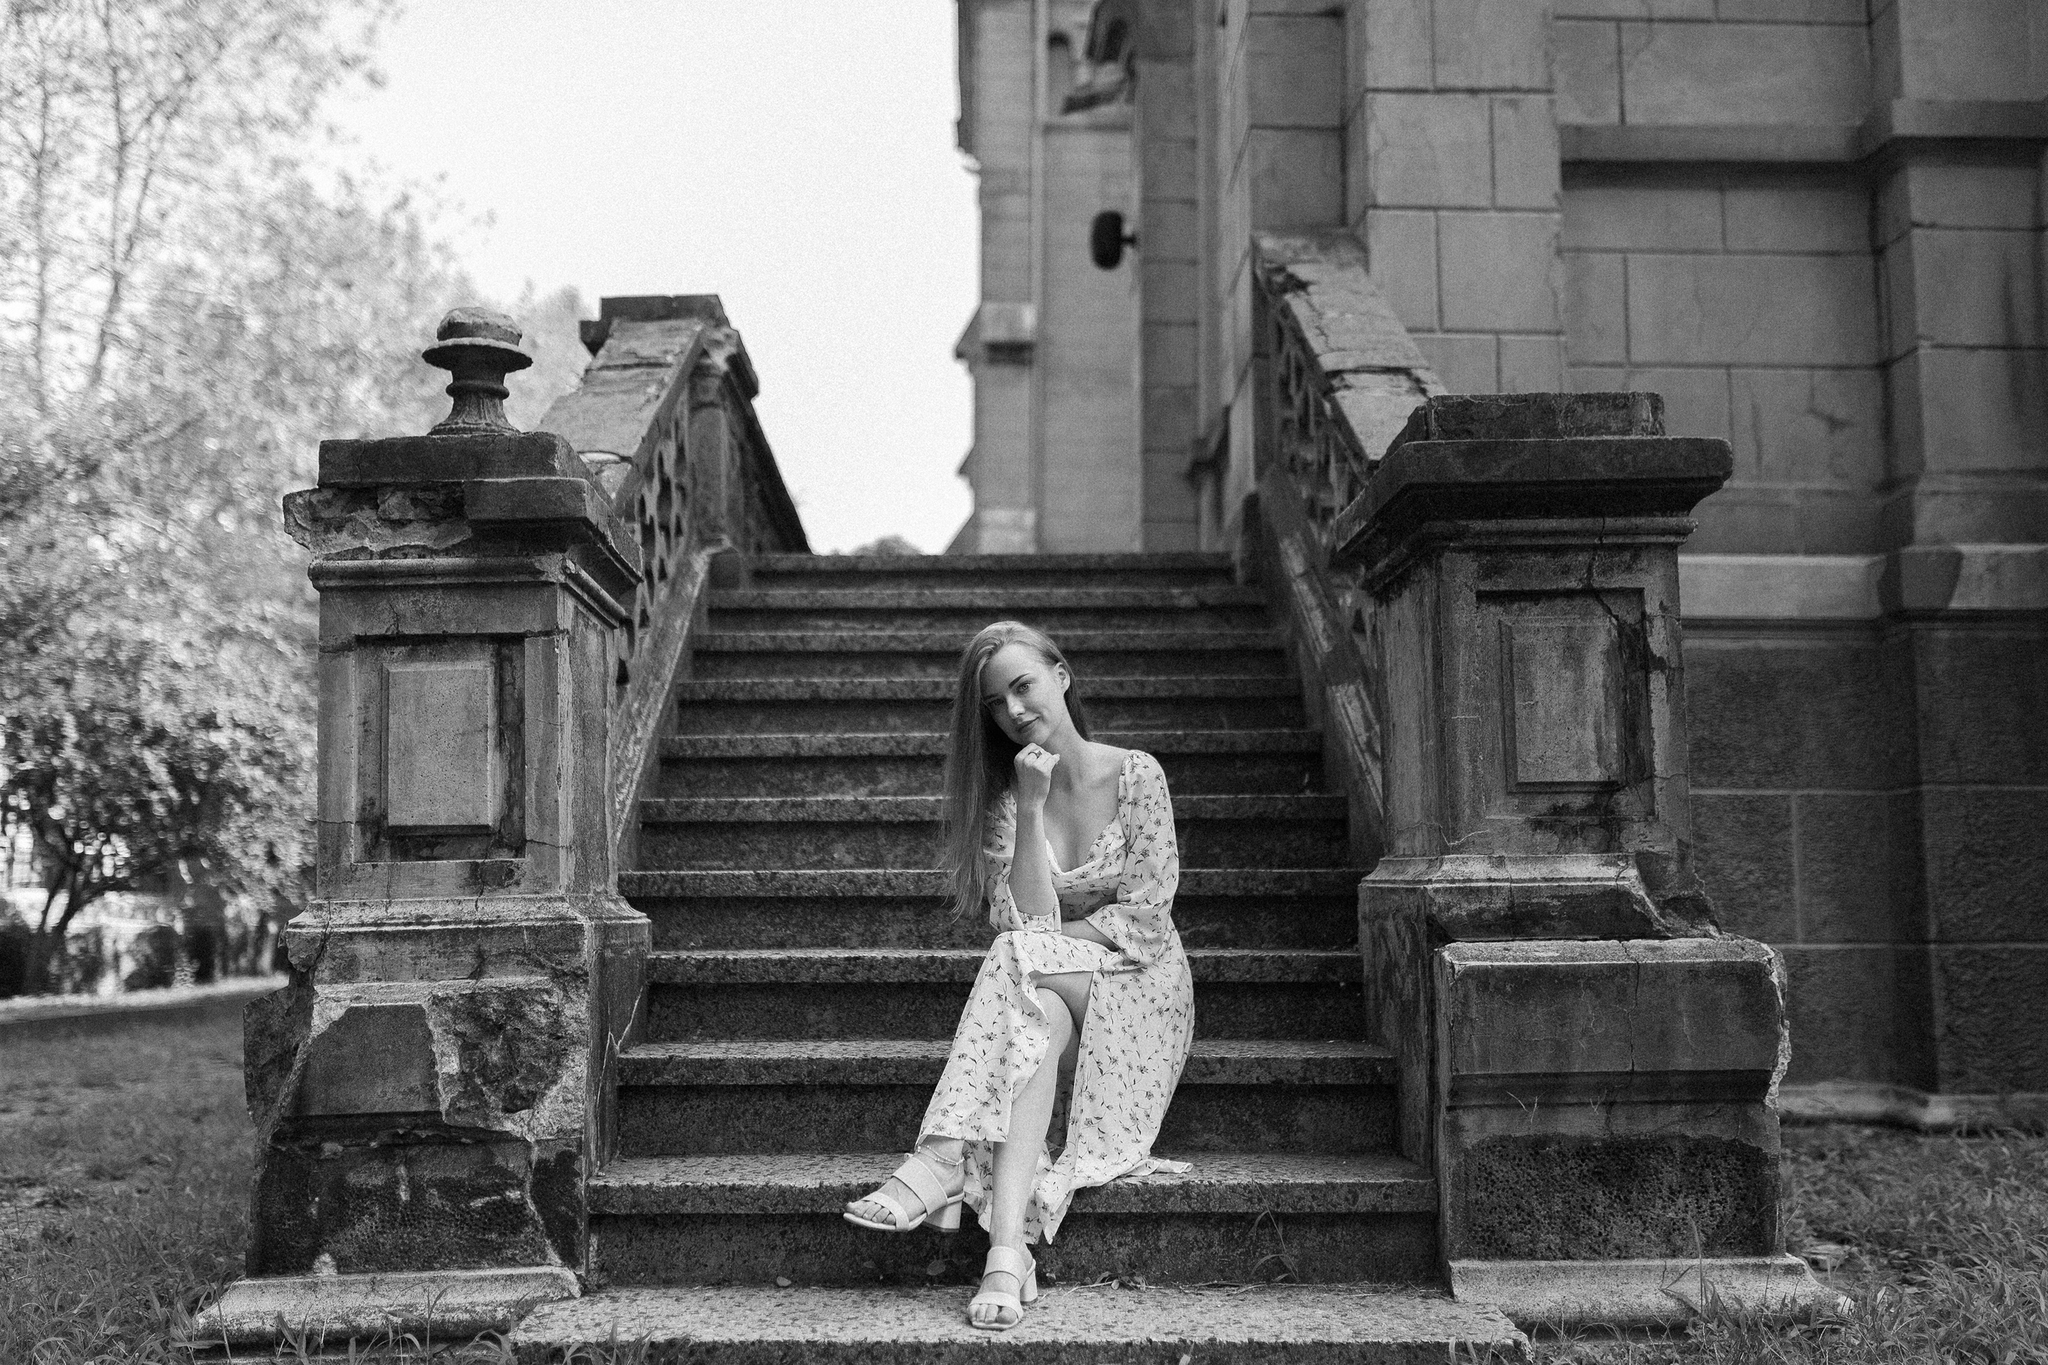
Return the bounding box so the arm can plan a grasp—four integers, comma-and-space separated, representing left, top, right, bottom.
1245, 235, 1838, 1326
196, 298, 805, 1348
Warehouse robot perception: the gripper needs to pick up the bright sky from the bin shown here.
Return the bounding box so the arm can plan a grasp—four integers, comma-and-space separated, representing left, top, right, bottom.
329, 1, 979, 553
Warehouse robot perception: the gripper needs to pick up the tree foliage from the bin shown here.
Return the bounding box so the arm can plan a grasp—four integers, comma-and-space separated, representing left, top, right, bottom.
0, 0, 587, 990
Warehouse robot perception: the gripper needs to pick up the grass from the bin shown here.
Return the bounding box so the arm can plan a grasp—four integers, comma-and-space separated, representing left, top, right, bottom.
1, 1011, 251, 1364
3, 1010, 2043, 1364
1532, 1124, 2048, 1364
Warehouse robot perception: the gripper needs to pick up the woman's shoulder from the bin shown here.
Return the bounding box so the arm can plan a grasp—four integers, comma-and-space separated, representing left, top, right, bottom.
1110, 746, 1167, 789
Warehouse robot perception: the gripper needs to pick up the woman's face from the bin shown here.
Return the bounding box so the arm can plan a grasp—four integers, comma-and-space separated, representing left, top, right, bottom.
979, 641, 1070, 747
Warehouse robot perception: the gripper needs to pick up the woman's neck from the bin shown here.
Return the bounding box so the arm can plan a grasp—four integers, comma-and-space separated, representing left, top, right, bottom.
1035, 719, 1088, 766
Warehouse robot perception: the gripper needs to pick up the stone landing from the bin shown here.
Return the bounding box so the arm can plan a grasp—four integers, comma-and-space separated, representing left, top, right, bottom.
509, 1285, 1529, 1363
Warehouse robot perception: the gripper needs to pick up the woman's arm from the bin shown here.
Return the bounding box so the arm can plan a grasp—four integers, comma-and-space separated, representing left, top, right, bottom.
1084, 752, 1179, 965
1005, 747, 1061, 922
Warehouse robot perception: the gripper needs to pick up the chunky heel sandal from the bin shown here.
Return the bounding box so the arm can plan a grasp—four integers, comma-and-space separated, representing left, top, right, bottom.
968, 1245, 1037, 1331
842, 1149, 964, 1233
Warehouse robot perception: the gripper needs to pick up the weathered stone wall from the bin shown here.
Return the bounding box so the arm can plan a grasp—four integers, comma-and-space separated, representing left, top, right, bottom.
963, 0, 2048, 1104
1562, 175, 1886, 556
1555, 4, 1872, 131
1347, 0, 1567, 396
1682, 558, 2048, 1102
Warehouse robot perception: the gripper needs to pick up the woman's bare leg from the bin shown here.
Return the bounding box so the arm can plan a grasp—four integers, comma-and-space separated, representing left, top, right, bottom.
975, 971, 1092, 1326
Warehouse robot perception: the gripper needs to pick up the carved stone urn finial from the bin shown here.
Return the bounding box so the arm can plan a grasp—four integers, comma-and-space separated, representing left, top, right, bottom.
423, 307, 533, 435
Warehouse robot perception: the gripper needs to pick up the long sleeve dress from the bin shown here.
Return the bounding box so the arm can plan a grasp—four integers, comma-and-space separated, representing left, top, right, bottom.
917, 748, 1196, 1243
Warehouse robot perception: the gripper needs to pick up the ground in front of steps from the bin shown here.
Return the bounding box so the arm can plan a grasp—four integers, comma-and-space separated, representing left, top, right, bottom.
509, 1282, 1528, 1363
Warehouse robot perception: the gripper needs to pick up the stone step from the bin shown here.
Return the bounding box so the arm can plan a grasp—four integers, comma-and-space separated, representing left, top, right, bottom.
690, 628, 1289, 678
644, 947, 1365, 1042
705, 585, 1271, 632
584, 1152, 1437, 1287
509, 1285, 1529, 1364
636, 794, 1350, 870
654, 729, 1325, 797
737, 551, 1239, 589
615, 1039, 1395, 1157
669, 675, 1307, 734
622, 867, 1365, 951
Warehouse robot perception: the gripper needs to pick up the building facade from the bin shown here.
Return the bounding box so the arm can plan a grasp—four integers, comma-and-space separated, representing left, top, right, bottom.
952, 0, 2048, 1109
950, 0, 1145, 552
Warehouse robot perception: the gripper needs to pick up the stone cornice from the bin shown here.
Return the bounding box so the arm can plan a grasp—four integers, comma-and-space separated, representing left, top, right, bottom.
1561, 98, 2048, 166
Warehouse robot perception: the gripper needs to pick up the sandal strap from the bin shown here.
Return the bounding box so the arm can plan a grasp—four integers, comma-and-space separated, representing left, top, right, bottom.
983, 1245, 1035, 1281
892, 1151, 955, 1215
859, 1189, 914, 1228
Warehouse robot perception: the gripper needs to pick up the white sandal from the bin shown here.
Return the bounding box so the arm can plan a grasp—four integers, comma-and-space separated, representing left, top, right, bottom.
968, 1245, 1038, 1331
841, 1148, 964, 1232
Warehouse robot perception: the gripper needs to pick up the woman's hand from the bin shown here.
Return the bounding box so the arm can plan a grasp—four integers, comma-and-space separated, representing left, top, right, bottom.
1013, 743, 1059, 811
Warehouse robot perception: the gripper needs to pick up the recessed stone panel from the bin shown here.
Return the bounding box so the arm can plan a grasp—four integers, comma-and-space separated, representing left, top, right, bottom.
1501, 618, 1625, 790
385, 659, 497, 831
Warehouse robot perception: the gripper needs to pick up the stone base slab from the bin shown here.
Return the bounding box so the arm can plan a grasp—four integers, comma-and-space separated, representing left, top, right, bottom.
1780, 1081, 2048, 1131
510, 1284, 1529, 1363
189, 1267, 579, 1348
1450, 1255, 1845, 1329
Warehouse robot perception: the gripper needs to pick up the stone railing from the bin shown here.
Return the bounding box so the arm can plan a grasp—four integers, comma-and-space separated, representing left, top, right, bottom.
1252, 231, 1440, 557
1243, 231, 1442, 867
1245, 233, 1837, 1326
195, 299, 805, 1349
540, 295, 807, 855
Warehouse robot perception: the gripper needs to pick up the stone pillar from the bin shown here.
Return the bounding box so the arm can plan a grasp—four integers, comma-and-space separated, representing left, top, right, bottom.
1870, 0, 2048, 547
197, 311, 646, 1345
1333, 392, 1836, 1324
1347, 0, 1566, 395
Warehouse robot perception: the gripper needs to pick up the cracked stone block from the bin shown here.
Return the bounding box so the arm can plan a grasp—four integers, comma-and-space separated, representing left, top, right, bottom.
240, 971, 599, 1277
1434, 939, 1788, 1262
295, 1001, 439, 1116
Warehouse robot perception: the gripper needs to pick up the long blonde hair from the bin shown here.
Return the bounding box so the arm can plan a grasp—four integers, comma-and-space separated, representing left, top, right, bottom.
941, 621, 1093, 917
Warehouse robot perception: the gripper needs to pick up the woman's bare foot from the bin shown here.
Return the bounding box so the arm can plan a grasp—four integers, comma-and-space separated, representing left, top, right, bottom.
846, 1140, 964, 1228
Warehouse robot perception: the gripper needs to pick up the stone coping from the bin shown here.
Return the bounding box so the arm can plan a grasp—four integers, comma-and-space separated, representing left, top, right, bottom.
1561, 99, 2048, 166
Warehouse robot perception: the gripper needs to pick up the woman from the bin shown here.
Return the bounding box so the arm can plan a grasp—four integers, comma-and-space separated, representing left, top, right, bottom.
842, 620, 1195, 1330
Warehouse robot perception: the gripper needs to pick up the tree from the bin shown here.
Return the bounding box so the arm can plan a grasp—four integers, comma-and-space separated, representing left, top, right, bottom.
848, 534, 925, 557
0, 611, 308, 992
0, 1, 589, 991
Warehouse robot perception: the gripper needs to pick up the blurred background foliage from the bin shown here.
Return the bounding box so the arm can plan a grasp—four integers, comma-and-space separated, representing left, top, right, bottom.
0, 0, 586, 993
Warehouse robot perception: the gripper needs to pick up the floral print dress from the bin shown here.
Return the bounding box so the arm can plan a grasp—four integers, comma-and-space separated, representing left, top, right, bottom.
918, 748, 1196, 1242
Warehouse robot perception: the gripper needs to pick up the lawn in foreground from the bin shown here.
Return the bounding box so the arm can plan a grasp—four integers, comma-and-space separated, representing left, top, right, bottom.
2, 1008, 2043, 1363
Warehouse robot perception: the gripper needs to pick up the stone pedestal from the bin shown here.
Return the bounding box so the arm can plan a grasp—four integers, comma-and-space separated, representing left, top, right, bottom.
1332, 393, 1837, 1324
195, 317, 646, 1347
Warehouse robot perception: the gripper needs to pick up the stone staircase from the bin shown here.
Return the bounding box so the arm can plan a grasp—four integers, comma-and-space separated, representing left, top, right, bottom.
512, 553, 1524, 1361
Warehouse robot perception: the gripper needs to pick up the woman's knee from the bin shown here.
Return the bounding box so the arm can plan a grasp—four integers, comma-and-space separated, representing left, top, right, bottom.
1033, 986, 1073, 1046
1038, 971, 1092, 1029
